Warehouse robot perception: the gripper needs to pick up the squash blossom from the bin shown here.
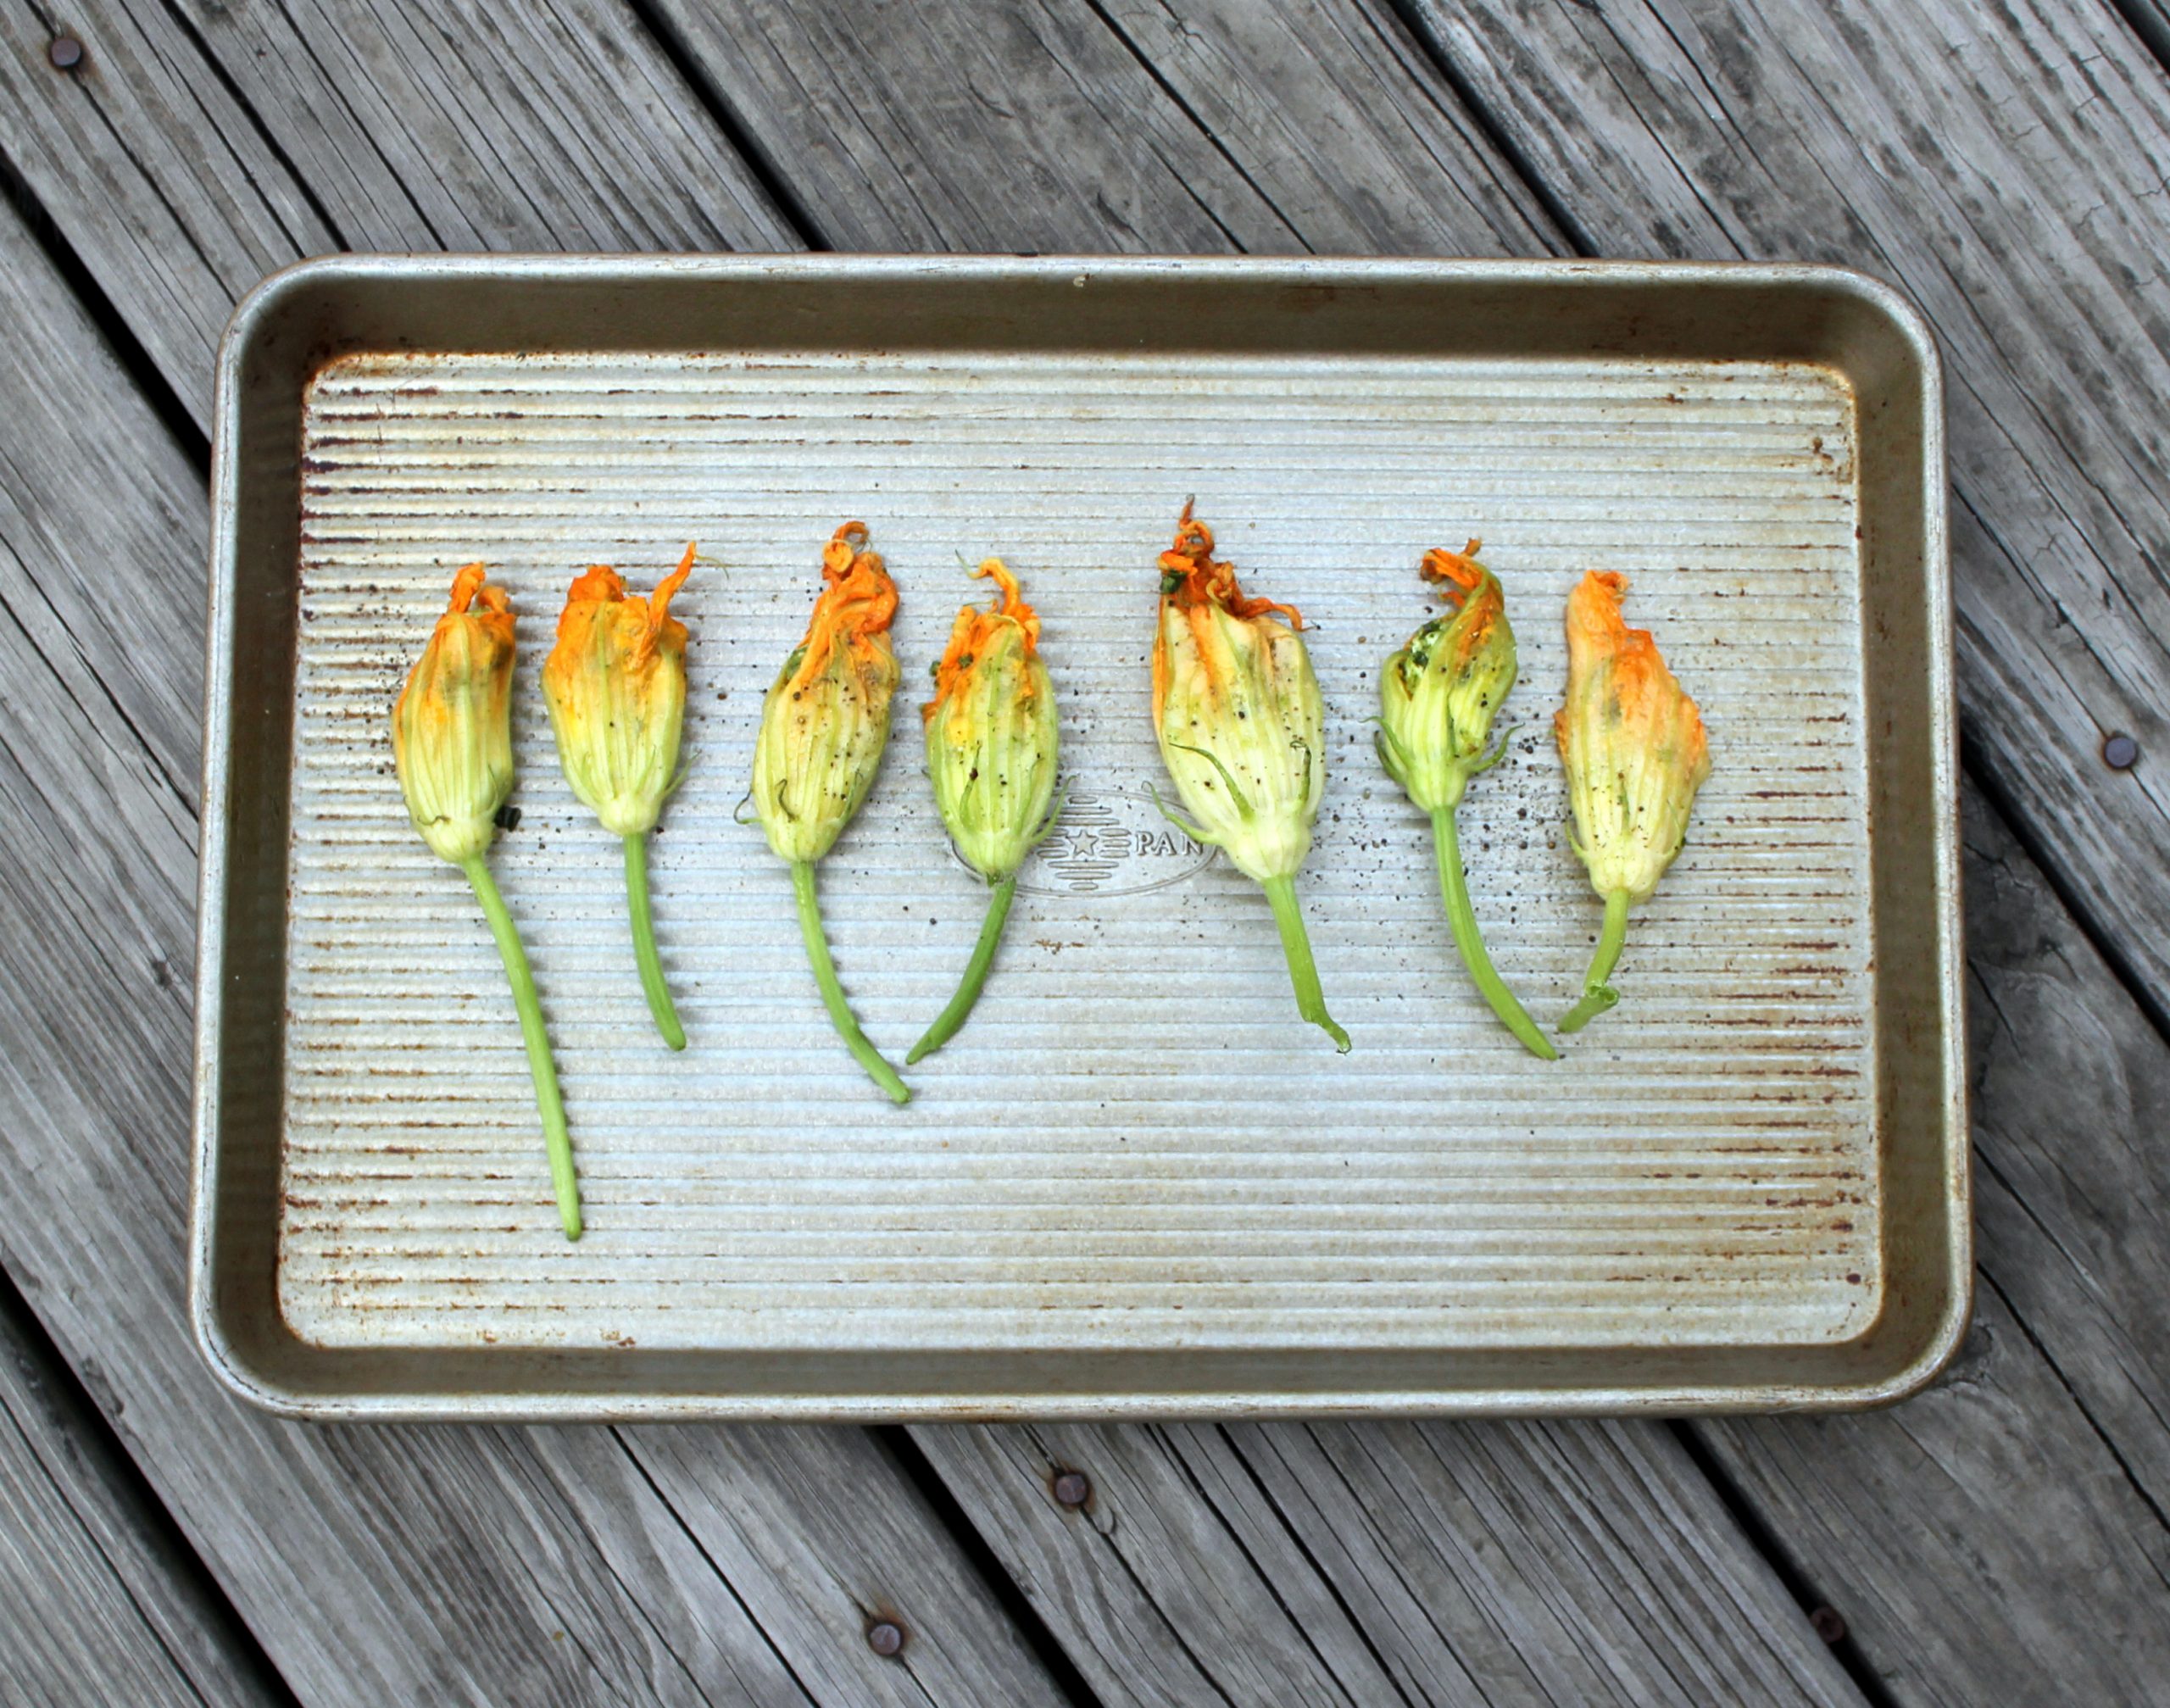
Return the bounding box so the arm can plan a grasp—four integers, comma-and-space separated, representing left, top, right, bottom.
1555, 570, 1711, 1034
392, 565, 581, 1239
909, 558, 1061, 1064
1377, 542, 1555, 1060
753, 522, 910, 1102
1152, 503, 1348, 1051
542, 543, 695, 1051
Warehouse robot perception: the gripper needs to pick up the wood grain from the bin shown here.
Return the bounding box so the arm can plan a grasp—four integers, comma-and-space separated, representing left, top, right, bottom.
0, 0, 794, 425
1086, 0, 1560, 252
0, 1282, 287, 1708
1961, 806, 2170, 1516
1400, 0, 2170, 1021
913, 1419, 1864, 1707
0, 189, 1057, 1706
645, 0, 1289, 250
647, 0, 1558, 253
1227, 1419, 1853, 1705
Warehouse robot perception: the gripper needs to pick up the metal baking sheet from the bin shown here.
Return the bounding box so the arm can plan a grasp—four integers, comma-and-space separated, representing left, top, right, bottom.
192, 255, 1967, 1420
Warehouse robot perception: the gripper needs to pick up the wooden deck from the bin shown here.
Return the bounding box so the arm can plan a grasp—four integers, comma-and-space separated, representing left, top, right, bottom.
1, 1, 2164, 1701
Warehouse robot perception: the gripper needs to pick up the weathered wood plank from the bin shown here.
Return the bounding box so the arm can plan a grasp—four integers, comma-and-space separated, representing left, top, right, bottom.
648, 0, 1558, 253
1400, 0, 2170, 1021
915, 1422, 1422, 1708
0, 0, 794, 426
0, 1281, 288, 1708
1689, 792, 2170, 1706
1961, 809, 2170, 1514
2120, 0, 2170, 65
1227, 1420, 1854, 1706
176, 0, 794, 253
0, 190, 1057, 1705
913, 1418, 1864, 1707
0, 0, 320, 425
1087, 0, 1559, 252
646, 0, 1285, 250
622, 1427, 1060, 1706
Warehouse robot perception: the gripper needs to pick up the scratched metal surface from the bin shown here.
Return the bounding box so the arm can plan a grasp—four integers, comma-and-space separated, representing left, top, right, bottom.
280, 346, 1878, 1345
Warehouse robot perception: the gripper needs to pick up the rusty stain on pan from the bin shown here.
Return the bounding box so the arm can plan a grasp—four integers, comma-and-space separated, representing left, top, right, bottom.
190, 256, 1967, 1420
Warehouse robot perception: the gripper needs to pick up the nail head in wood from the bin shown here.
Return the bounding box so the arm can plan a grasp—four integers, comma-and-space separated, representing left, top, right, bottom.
47, 35, 85, 70
866, 1620, 904, 1657
1809, 1605, 1846, 1644
1052, 1469, 1090, 1506
2103, 732, 2139, 770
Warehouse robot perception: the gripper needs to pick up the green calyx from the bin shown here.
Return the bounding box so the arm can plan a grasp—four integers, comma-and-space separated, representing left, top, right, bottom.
753, 637, 899, 865
925, 631, 1059, 882
1377, 545, 1517, 816
1154, 601, 1325, 885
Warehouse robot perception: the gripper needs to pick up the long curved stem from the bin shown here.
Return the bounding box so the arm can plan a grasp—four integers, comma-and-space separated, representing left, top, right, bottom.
1560, 888, 1632, 1035
908, 874, 1016, 1064
461, 856, 581, 1240
790, 860, 910, 1103
1260, 874, 1351, 1052
1432, 807, 1555, 1060
623, 832, 685, 1051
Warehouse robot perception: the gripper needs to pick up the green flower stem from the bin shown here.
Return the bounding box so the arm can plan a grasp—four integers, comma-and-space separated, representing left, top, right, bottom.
623, 832, 686, 1051
460, 856, 581, 1241
1260, 874, 1351, 1053
1560, 888, 1632, 1035
790, 860, 911, 1104
908, 874, 1017, 1065
1431, 807, 1556, 1060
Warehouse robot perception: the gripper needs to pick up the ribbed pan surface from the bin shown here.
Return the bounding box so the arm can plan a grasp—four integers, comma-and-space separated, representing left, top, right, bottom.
281, 349, 1875, 1353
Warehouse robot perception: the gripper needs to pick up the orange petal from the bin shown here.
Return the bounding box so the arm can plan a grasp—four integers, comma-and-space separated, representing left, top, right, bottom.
448, 561, 492, 613
792, 522, 899, 693
926, 558, 1041, 720
1417, 541, 1486, 608
649, 541, 697, 631
1156, 501, 1303, 628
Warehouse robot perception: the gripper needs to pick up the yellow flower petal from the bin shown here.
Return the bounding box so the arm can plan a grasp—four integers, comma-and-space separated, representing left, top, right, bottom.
392, 564, 517, 864
754, 523, 902, 865
924, 558, 1059, 881
1554, 570, 1711, 904
1378, 540, 1519, 813
542, 543, 694, 837
1150, 504, 1322, 884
